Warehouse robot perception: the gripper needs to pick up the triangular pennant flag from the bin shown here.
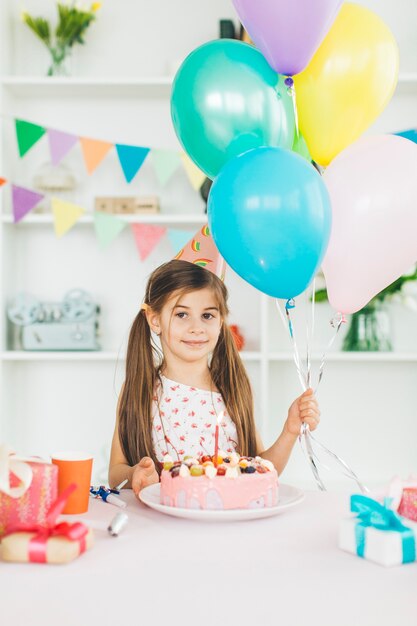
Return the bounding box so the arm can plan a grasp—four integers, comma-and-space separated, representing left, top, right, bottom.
47, 129, 78, 165
167, 229, 194, 253
395, 129, 417, 144
11, 185, 44, 222
51, 197, 85, 237
151, 149, 181, 186
94, 211, 127, 248
0, 178, 7, 186
131, 223, 166, 261
80, 137, 113, 174
15, 119, 46, 157
180, 153, 207, 190
116, 144, 150, 183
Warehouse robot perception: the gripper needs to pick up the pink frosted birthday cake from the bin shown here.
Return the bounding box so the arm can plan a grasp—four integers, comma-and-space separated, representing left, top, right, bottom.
160, 453, 278, 510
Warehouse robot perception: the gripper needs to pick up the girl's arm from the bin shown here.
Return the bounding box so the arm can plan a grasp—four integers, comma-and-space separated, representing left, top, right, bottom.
108, 392, 159, 494
257, 388, 320, 475
108, 423, 135, 489
109, 426, 159, 494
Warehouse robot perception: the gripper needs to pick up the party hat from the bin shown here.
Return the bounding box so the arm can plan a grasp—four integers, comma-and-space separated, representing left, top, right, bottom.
173, 224, 226, 281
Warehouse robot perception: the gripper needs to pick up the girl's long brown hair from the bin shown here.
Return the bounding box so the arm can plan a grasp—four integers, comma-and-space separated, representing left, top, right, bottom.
118, 259, 258, 469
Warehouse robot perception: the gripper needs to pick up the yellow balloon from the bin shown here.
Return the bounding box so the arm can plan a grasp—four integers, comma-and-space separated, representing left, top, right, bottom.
293, 3, 399, 166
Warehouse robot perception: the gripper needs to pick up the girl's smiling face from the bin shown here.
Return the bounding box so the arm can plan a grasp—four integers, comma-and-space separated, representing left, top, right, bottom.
150, 288, 223, 364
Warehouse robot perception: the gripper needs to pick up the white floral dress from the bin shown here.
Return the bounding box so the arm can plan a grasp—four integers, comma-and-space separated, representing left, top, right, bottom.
152, 375, 239, 463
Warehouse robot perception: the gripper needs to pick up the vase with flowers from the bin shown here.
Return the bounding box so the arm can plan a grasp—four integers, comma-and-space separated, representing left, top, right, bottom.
22, 2, 101, 77
315, 266, 417, 351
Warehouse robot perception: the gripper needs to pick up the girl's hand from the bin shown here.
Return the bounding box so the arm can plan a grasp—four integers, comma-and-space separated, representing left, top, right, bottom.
284, 388, 321, 437
131, 457, 159, 497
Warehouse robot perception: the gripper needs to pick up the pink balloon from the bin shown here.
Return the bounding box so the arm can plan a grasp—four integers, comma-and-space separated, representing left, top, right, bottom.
233, 0, 342, 76
322, 135, 417, 314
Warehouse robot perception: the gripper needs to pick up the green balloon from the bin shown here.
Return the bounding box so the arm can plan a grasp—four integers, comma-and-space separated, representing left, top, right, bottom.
171, 39, 296, 179
292, 131, 312, 162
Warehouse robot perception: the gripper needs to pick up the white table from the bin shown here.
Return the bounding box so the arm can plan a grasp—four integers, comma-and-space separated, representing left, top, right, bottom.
1, 488, 415, 626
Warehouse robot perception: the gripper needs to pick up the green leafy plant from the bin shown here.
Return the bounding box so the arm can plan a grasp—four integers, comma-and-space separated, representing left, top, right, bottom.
314, 265, 417, 309
22, 2, 101, 76
315, 266, 417, 351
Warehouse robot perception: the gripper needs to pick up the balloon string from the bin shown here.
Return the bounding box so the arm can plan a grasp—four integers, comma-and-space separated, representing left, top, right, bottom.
285, 76, 300, 141
305, 278, 316, 390
282, 299, 307, 392
299, 424, 370, 495
276, 297, 368, 492
315, 312, 346, 390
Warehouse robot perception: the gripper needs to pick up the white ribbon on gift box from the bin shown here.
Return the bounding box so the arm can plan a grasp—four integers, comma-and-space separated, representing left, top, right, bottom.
372, 475, 417, 511
0, 444, 46, 498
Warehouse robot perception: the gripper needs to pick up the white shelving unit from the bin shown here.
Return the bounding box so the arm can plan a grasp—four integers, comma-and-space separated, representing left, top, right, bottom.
0, 0, 416, 488
1, 214, 208, 225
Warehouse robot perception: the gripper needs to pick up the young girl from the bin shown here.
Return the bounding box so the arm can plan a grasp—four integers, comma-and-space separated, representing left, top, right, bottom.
109, 259, 320, 496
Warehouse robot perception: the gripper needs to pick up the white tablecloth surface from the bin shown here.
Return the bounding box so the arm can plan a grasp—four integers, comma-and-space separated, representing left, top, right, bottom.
1, 488, 415, 626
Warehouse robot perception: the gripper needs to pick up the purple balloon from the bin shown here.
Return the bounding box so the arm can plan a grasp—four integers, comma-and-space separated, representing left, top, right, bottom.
233, 0, 343, 76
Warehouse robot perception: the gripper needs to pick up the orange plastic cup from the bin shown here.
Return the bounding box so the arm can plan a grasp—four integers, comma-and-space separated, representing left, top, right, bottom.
51, 452, 93, 514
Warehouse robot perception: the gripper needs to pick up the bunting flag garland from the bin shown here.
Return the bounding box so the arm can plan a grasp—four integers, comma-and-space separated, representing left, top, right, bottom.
15, 120, 46, 157
180, 153, 207, 190
12, 116, 207, 193
51, 197, 85, 237
131, 223, 167, 260
93, 211, 127, 249
116, 144, 150, 183
47, 129, 78, 165
167, 229, 194, 253
80, 137, 113, 174
11, 184, 44, 222
1, 176, 204, 257
151, 149, 181, 186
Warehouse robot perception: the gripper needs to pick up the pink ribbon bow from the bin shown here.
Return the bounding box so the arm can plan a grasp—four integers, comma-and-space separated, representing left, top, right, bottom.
6, 484, 89, 563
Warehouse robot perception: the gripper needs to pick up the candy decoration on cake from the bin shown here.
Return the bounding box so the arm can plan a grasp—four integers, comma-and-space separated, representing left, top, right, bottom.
172, 224, 226, 281
160, 452, 278, 510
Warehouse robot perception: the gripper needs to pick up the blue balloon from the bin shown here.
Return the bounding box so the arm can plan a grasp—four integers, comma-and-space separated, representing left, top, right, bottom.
208, 147, 332, 299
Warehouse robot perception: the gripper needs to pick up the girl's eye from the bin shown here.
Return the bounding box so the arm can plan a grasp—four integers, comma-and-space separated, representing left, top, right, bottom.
202, 313, 214, 320
176, 312, 187, 319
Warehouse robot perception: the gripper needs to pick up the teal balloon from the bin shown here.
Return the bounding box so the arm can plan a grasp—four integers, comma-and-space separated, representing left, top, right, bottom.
208, 147, 331, 299
171, 39, 296, 179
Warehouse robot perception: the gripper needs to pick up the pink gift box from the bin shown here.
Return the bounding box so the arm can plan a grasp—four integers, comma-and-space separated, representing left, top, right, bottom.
398, 488, 417, 522
0, 460, 58, 537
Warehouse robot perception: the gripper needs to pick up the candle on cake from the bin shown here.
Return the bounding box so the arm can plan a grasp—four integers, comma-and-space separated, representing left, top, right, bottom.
214, 410, 224, 467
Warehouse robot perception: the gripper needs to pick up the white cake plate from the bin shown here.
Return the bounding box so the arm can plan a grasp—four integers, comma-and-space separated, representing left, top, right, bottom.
139, 483, 304, 522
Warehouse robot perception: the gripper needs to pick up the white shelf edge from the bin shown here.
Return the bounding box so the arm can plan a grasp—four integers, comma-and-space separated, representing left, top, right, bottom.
1, 214, 207, 225
397, 72, 417, 83
269, 351, 417, 362
0, 76, 173, 97
0, 76, 173, 85
0, 350, 261, 362
1, 74, 415, 99
0, 350, 122, 361
1, 73, 415, 85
